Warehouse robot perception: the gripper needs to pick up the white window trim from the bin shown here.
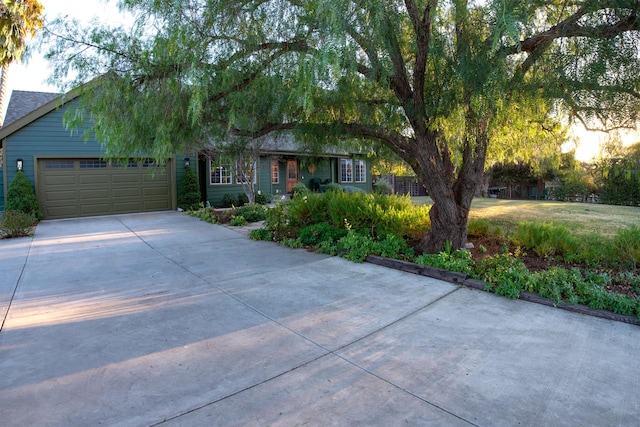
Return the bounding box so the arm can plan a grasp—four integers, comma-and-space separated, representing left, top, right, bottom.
340, 158, 353, 183
210, 160, 233, 185
354, 159, 366, 183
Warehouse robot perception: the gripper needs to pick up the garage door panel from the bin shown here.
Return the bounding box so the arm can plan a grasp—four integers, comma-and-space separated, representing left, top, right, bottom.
80, 203, 113, 215
112, 188, 141, 198
79, 174, 109, 185
112, 174, 141, 184
79, 189, 110, 199
142, 173, 168, 183
144, 200, 171, 210
143, 186, 170, 197
38, 159, 173, 219
112, 202, 144, 213
43, 175, 77, 186
47, 206, 79, 217
45, 190, 77, 202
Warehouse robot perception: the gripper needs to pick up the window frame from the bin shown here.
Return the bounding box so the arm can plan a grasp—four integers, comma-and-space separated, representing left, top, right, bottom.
271, 160, 279, 184
354, 159, 366, 183
340, 158, 353, 183
210, 158, 233, 185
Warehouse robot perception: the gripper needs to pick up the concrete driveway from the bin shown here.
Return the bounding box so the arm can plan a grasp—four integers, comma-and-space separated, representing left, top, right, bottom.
1, 212, 638, 426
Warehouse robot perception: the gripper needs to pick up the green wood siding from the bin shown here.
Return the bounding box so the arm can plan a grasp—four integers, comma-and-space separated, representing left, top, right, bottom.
3, 98, 177, 214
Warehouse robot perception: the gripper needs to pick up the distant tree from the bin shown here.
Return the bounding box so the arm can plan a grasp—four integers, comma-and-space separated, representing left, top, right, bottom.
0, 0, 44, 125
44, 1, 640, 252
597, 142, 640, 205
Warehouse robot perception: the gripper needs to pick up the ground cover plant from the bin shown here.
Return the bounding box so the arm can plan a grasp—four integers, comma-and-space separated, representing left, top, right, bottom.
253, 193, 640, 319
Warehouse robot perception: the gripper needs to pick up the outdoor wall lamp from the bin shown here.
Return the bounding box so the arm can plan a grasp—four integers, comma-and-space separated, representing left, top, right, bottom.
16, 159, 23, 172
184, 157, 190, 168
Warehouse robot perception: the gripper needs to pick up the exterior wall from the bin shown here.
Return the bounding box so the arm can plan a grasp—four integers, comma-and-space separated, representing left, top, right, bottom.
0, 142, 4, 210
3, 99, 178, 212
4, 99, 104, 194
203, 155, 372, 207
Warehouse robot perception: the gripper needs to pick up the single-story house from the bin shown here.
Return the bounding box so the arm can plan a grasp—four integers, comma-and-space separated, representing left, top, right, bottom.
0, 89, 372, 219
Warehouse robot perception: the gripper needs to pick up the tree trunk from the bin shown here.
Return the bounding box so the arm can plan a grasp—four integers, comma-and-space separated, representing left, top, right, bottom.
0, 63, 9, 127
409, 128, 488, 254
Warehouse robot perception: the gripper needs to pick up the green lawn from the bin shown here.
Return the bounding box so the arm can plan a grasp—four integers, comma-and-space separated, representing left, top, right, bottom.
412, 197, 640, 238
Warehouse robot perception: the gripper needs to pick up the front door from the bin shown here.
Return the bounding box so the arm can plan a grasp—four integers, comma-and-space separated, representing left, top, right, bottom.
286, 159, 299, 193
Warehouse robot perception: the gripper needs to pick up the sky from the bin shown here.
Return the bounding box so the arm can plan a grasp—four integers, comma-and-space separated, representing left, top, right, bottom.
5, 0, 639, 161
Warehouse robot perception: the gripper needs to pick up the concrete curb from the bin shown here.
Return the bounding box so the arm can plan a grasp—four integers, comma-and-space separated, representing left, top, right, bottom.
365, 255, 640, 326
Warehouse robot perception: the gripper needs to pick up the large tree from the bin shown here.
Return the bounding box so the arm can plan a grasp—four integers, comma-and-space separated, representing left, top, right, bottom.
45, 0, 640, 252
0, 0, 44, 125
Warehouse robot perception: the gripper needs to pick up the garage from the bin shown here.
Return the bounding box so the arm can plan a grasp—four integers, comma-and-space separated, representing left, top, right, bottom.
37, 158, 173, 219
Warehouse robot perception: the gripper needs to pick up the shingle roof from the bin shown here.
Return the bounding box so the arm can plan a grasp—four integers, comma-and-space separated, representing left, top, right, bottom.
2, 90, 60, 127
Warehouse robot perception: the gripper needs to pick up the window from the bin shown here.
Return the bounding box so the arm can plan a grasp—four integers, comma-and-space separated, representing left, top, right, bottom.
354, 160, 366, 183
340, 159, 353, 183
79, 160, 108, 169
210, 158, 232, 184
235, 158, 257, 184
271, 161, 279, 184
45, 160, 75, 169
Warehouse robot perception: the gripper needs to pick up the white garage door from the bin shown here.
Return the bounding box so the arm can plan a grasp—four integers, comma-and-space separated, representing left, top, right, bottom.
37, 158, 173, 219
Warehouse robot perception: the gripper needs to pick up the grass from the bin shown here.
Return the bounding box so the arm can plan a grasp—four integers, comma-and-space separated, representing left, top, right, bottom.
412, 197, 640, 238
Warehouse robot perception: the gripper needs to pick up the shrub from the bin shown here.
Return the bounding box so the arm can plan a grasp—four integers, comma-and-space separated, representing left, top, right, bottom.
415, 242, 474, 275
178, 166, 202, 211
6, 171, 42, 220
255, 192, 268, 205
612, 226, 640, 269
188, 208, 218, 224
324, 182, 343, 192
0, 210, 36, 238
249, 228, 273, 241
298, 222, 347, 247
229, 215, 248, 226
336, 230, 376, 263
233, 203, 267, 222
373, 178, 393, 195
511, 222, 580, 257
467, 218, 502, 238
291, 182, 310, 199
237, 192, 249, 206
220, 193, 238, 208
474, 250, 531, 299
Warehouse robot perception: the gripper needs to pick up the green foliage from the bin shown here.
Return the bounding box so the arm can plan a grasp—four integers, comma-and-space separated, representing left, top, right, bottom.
298, 222, 347, 247
475, 250, 531, 299
0, 0, 44, 66
178, 166, 201, 211
336, 230, 376, 263
249, 228, 273, 241
290, 183, 310, 199
372, 178, 393, 195
187, 208, 218, 224
237, 192, 249, 206
255, 192, 268, 205
597, 147, 640, 206
6, 171, 42, 220
324, 183, 343, 192
220, 193, 238, 208
511, 222, 580, 257
612, 226, 640, 270
232, 203, 267, 223
467, 218, 503, 238
0, 210, 36, 238
229, 215, 248, 226
416, 244, 475, 276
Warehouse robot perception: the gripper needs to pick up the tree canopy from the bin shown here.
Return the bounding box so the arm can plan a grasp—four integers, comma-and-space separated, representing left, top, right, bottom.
44, 0, 640, 252
0, 0, 43, 65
